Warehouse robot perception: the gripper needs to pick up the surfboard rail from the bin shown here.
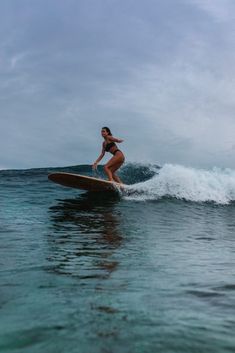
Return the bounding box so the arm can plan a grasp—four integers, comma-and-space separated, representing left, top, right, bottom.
48, 172, 122, 192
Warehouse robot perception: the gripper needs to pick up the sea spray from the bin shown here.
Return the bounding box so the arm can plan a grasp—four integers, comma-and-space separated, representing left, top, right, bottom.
123, 164, 235, 204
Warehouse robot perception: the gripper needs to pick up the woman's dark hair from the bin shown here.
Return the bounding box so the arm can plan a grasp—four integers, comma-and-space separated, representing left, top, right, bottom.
102, 127, 112, 135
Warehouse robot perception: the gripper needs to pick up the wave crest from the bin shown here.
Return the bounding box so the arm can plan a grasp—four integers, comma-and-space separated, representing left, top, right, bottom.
123, 164, 235, 204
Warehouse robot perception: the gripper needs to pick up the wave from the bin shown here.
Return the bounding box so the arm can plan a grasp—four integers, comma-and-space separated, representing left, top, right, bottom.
2, 162, 235, 204
122, 164, 235, 205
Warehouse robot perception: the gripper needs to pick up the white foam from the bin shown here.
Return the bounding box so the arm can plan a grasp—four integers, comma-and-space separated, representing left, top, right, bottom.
123, 164, 235, 204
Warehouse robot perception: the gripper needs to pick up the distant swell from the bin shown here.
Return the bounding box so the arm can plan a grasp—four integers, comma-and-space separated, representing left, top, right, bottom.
122, 164, 235, 204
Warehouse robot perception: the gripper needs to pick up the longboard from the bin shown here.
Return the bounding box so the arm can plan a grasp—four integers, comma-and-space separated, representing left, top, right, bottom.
48, 172, 124, 192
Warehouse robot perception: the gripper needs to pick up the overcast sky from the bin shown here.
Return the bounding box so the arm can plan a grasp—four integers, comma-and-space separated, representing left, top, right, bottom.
1, 0, 235, 169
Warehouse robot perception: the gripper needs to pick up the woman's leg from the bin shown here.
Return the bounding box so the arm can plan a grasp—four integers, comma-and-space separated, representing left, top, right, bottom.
104, 155, 124, 182
104, 164, 114, 181
110, 162, 124, 183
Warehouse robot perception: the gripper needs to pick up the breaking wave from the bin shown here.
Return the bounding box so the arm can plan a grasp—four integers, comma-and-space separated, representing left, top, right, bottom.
122, 164, 235, 204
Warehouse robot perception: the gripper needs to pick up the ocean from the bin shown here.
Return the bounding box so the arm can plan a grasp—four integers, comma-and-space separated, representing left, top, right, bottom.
0, 163, 235, 353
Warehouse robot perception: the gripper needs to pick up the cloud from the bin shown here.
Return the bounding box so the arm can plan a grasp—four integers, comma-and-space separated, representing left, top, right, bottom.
97, 60, 235, 165
189, 0, 235, 22
0, 0, 235, 169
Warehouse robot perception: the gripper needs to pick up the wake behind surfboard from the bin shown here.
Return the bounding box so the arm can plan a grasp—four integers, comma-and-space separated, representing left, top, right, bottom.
48, 172, 125, 192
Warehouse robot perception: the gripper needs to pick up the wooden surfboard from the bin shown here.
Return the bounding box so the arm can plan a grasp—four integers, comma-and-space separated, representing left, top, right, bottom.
48, 172, 124, 192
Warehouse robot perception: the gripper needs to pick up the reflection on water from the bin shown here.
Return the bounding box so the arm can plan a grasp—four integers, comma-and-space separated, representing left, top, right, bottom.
47, 192, 123, 280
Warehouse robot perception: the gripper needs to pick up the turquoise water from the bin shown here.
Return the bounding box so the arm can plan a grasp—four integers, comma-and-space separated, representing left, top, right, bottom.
1, 164, 235, 353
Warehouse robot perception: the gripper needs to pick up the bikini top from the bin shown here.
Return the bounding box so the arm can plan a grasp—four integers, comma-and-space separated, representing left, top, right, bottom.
105, 142, 116, 152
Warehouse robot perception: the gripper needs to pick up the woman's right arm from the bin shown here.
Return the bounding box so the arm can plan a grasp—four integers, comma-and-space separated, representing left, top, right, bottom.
92, 144, 105, 170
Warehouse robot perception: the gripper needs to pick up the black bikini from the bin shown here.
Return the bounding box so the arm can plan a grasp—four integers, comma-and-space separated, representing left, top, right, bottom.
105, 142, 115, 151
105, 142, 121, 155
113, 149, 121, 155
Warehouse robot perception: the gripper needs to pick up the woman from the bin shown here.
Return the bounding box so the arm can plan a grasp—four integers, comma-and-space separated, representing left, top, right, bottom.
92, 127, 125, 183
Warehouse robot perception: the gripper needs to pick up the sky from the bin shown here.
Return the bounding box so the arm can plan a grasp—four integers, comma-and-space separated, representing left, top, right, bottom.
1, 0, 235, 170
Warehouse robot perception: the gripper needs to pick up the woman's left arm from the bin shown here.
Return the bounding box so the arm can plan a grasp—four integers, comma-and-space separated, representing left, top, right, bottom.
109, 136, 124, 143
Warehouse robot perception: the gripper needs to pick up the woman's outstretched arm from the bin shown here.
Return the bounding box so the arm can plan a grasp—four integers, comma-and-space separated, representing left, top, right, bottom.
108, 136, 124, 143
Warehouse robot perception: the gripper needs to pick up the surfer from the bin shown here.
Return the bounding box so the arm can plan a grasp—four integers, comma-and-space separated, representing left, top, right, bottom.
92, 127, 125, 183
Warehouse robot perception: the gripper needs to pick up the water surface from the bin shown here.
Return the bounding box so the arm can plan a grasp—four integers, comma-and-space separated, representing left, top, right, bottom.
0, 164, 235, 353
